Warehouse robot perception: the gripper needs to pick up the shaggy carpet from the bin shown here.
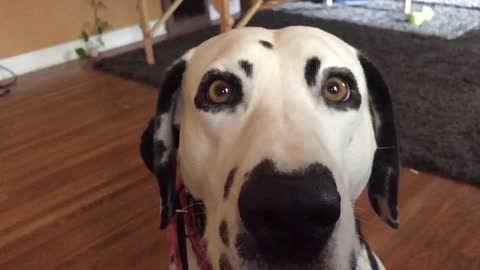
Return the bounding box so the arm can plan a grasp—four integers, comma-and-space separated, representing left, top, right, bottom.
277, 0, 480, 39
94, 11, 480, 185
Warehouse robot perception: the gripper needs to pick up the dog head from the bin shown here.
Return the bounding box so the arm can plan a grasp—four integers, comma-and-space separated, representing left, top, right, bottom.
141, 26, 399, 270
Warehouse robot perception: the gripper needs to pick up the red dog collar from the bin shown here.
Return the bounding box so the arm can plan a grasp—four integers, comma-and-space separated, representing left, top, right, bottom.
171, 181, 213, 270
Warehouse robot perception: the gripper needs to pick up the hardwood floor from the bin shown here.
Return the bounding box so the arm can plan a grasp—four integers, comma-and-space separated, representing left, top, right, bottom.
0, 61, 478, 270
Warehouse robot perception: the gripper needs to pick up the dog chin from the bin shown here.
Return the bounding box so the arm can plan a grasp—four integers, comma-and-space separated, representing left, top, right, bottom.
235, 231, 336, 270
239, 260, 331, 270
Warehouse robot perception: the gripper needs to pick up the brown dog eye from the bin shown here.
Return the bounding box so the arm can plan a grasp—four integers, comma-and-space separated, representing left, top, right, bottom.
324, 77, 350, 102
208, 80, 234, 104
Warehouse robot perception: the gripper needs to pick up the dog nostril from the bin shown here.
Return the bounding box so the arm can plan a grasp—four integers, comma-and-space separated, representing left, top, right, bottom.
263, 211, 279, 227
309, 213, 323, 225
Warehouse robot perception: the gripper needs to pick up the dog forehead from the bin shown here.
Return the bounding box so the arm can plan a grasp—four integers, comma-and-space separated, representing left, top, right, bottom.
181, 26, 368, 102
189, 26, 358, 69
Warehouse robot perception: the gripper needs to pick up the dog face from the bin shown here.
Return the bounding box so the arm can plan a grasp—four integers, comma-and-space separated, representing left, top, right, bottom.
141, 26, 399, 270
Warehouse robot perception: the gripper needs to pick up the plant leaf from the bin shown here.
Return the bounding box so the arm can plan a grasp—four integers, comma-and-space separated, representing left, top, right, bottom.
81, 31, 89, 42
97, 1, 107, 9
75, 48, 87, 59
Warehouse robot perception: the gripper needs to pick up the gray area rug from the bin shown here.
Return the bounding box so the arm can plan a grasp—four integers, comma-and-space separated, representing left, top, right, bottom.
94, 11, 480, 185
276, 0, 480, 39
418, 0, 480, 8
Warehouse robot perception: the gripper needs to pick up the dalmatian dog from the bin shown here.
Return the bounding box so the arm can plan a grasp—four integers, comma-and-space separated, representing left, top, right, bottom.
140, 26, 399, 270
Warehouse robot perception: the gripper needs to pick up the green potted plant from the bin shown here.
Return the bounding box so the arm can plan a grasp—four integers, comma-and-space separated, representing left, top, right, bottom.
75, 0, 109, 59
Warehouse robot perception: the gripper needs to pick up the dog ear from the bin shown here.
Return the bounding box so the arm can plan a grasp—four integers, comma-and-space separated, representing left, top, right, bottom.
358, 54, 400, 229
140, 55, 190, 229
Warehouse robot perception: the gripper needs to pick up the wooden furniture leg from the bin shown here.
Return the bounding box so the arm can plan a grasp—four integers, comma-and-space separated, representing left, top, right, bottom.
151, 0, 184, 35
137, 0, 184, 64
235, 0, 263, 28
137, 0, 155, 65
219, 0, 233, 32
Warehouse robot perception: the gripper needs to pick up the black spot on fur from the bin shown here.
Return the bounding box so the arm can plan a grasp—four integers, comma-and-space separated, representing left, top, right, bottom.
355, 217, 363, 237
235, 232, 257, 261
156, 60, 186, 114
350, 250, 357, 270
239, 60, 253, 78
224, 168, 237, 199
259, 40, 273, 49
190, 198, 207, 237
219, 220, 230, 246
360, 238, 380, 270
154, 140, 167, 162
140, 118, 155, 172
219, 254, 232, 270
155, 151, 177, 229
305, 57, 321, 87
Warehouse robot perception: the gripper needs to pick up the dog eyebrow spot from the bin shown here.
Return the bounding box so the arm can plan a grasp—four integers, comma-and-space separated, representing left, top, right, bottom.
235, 232, 256, 260
305, 56, 321, 87
259, 40, 273, 49
219, 220, 230, 246
224, 167, 237, 199
239, 60, 253, 78
350, 251, 357, 270
219, 254, 232, 270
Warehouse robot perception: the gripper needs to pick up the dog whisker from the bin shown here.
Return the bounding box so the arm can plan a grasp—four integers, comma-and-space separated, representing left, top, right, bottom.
376, 146, 395, 150
355, 216, 374, 226
175, 202, 205, 214
356, 232, 368, 243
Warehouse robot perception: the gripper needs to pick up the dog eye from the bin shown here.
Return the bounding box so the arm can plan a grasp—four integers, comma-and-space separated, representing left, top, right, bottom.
208, 80, 235, 104
323, 77, 351, 102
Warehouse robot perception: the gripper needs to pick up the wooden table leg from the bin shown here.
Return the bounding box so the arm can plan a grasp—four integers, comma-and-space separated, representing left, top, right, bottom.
151, 0, 183, 35
219, 0, 232, 33
137, 0, 155, 65
235, 0, 263, 28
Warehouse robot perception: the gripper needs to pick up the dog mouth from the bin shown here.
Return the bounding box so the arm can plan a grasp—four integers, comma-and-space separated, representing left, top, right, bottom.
234, 230, 333, 270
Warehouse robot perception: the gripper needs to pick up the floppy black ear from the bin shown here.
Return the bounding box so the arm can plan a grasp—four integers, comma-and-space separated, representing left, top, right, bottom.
359, 54, 400, 229
140, 58, 187, 229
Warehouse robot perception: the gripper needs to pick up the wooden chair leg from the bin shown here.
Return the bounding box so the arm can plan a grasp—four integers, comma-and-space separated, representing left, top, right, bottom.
219, 0, 232, 33
137, 0, 155, 65
151, 0, 183, 35
235, 0, 263, 28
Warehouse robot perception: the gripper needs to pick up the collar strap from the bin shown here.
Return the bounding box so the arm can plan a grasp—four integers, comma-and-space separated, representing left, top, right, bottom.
171, 182, 213, 270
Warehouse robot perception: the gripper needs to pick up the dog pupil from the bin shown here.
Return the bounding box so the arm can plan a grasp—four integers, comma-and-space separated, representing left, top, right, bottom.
216, 86, 229, 96
329, 84, 339, 94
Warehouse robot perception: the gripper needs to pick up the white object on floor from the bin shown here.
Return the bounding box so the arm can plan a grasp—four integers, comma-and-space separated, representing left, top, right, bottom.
405, 0, 412, 14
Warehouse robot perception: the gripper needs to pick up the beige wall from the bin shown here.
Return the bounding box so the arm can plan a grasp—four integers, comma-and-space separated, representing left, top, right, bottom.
0, 0, 163, 59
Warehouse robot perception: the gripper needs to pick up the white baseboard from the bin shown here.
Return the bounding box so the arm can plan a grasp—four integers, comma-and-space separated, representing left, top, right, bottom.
0, 21, 166, 78
208, 0, 241, 21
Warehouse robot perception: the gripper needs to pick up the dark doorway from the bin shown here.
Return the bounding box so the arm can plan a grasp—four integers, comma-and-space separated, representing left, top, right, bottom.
162, 0, 210, 33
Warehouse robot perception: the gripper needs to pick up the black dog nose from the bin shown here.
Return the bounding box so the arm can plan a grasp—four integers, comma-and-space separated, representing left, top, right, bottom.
238, 160, 341, 263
